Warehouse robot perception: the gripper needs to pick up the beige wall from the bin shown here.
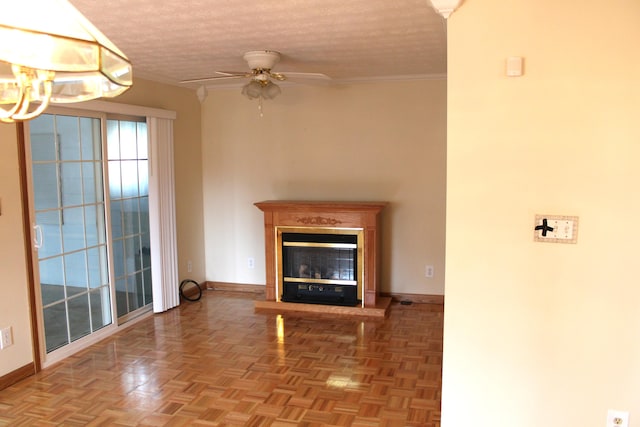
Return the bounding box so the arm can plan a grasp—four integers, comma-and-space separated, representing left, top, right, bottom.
442, 0, 640, 426
201, 80, 447, 295
0, 123, 33, 375
0, 78, 204, 379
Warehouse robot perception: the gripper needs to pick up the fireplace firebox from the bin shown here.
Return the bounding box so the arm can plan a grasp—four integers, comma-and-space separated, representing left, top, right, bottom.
280, 231, 362, 306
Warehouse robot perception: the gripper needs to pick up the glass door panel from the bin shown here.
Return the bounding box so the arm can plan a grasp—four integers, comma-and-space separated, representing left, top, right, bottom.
106, 118, 153, 319
29, 113, 112, 354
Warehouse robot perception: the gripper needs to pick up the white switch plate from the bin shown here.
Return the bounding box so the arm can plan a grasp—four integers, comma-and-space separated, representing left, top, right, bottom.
506, 56, 524, 76
607, 409, 629, 427
534, 215, 579, 244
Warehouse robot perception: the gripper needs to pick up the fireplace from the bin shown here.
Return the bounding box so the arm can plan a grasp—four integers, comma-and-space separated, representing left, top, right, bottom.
279, 230, 362, 306
255, 201, 388, 313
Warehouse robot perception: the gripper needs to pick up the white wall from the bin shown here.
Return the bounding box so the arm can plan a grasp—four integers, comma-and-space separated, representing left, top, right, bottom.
201, 79, 447, 295
442, 0, 640, 426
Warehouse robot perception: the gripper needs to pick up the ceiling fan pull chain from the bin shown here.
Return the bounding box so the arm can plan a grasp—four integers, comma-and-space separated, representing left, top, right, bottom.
258, 96, 264, 117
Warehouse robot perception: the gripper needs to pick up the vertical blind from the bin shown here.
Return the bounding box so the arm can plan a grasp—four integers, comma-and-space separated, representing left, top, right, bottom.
148, 117, 179, 312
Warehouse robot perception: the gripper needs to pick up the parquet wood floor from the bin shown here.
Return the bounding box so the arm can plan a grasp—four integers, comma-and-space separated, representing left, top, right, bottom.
0, 291, 442, 426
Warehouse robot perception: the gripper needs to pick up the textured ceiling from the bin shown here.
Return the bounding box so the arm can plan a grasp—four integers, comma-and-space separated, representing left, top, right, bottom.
70, 0, 447, 89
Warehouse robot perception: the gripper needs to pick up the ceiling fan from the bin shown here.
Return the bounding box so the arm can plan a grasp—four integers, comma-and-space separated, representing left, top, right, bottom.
181, 50, 331, 115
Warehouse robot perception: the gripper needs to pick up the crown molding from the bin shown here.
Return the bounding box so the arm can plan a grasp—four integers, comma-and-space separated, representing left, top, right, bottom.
333, 73, 447, 85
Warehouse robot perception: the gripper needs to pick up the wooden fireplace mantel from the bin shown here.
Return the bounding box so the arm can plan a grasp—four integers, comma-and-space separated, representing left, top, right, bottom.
255, 200, 387, 313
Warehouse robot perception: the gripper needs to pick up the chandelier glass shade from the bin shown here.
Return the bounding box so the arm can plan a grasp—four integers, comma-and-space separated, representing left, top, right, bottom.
0, 0, 133, 123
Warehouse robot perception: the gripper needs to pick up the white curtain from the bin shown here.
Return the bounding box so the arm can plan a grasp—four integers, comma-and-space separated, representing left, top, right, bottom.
148, 117, 179, 312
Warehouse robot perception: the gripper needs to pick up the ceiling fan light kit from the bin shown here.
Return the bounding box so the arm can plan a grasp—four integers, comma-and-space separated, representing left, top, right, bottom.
241, 79, 282, 117
241, 80, 281, 101
242, 79, 281, 101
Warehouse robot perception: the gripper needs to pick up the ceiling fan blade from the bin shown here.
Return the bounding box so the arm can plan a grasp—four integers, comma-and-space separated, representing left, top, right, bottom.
215, 71, 252, 77
280, 72, 332, 85
180, 74, 248, 84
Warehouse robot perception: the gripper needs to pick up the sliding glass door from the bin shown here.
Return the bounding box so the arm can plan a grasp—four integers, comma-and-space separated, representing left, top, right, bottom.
27, 112, 154, 362
29, 113, 112, 354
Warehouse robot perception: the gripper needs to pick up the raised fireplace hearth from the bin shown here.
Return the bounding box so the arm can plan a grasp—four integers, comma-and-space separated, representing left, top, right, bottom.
254, 201, 388, 315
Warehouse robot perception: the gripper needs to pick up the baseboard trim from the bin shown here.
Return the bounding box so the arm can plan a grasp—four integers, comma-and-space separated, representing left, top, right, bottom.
381, 292, 444, 305
206, 282, 443, 305
206, 281, 266, 294
0, 363, 35, 391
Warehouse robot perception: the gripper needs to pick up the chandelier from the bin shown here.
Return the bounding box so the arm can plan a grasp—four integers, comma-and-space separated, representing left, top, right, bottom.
0, 0, 132, 123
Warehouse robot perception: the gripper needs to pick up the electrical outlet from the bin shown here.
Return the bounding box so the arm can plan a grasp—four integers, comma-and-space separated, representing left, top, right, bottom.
187, 260, 192, 273
425, 265, 434, 278
0, 327, 12, 349
248, 257, 255, 269
607, 410, 629, 427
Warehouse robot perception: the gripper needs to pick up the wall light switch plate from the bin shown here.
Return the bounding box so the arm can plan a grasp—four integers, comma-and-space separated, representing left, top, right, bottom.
534, 214, 579, 244
506, 56, 524, 76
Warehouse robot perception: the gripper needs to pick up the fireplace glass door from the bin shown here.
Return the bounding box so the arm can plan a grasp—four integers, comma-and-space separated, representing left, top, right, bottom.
280, 232, 360, 306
